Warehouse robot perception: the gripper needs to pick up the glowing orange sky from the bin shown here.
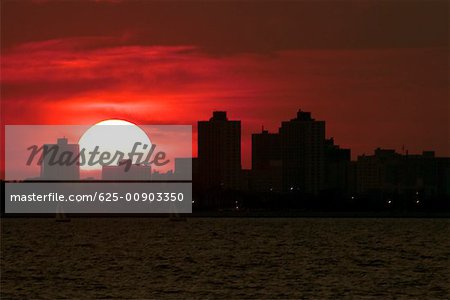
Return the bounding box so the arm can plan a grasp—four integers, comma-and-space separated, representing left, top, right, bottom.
1, 0, 449, 169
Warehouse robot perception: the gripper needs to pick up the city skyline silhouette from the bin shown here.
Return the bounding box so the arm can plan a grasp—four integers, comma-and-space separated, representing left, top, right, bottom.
4, 108, 448, 213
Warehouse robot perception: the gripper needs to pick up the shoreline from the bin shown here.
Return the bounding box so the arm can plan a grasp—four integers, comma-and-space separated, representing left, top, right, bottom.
2, 211, 450, 218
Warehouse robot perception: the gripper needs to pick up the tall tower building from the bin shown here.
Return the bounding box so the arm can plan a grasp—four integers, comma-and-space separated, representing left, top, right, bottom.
41, 137, 80, 180
279, 110, 325, 195
198, 111, 241, 189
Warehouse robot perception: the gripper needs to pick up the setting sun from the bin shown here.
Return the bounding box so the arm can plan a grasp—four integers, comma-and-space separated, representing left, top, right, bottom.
78, 119, 152, 171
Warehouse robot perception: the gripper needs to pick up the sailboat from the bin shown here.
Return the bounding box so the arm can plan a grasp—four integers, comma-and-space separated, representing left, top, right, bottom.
168, 197, 187, 222
169, 212, 187, 222
55, 203, 71, 222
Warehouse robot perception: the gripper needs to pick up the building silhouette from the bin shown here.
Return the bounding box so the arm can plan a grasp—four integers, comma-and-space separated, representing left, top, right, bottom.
252, 129, 281, 170
174, 157, 192, 180
324, 138, 351, 195
355, 149, 449, 201
436, 157, 450, 197
102, 159, 151, 180
151, 170, 174, 181
251, 129, 282, 192
40, 137, 80, 180
279, 110, 325, 195
198, 111, 241, 189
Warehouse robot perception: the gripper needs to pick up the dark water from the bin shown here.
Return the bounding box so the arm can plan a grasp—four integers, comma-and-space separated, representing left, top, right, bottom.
1, 218, 449, 299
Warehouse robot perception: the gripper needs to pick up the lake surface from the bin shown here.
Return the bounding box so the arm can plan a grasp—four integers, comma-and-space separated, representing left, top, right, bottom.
1, 218, 449, 298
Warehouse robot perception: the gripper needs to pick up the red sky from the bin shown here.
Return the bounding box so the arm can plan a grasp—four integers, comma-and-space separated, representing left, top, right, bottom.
1, 0, 449, 169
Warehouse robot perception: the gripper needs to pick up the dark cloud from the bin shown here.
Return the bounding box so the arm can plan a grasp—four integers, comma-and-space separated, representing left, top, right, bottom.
2, 0, 448, 54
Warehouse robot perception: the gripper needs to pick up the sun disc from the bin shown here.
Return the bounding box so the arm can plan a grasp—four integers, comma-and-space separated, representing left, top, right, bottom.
78, 119, 151, 171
